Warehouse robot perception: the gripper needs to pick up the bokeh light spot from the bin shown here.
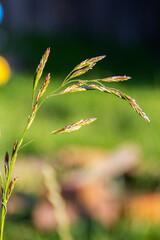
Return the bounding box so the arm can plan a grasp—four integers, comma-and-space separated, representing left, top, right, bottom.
0, 56, 11, 85
0, 3, 4, 23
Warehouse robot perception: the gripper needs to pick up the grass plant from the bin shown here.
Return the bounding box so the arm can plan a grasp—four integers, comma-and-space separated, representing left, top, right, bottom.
0, 48, 149, 240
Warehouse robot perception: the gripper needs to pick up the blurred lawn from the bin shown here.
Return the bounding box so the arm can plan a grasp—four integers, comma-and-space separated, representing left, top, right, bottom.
0, 72, 158, 165
5, 219, 160, 240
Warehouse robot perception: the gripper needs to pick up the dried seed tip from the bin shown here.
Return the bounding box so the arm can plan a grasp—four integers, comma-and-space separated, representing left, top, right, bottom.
100, 76, 131, 82
52, 118, 97, 135
13, 177, 18, 183
33, 47, 50, 90
12, 140, 18, 157
4, 151, 9, 164
36, 73, 50, 102
9, 177, 18, 191
4, 151, 10, 178
7, 177, 18, 201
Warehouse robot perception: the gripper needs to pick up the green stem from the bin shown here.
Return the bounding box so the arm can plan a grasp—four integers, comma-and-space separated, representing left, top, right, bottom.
0, 121, 29, 240
0, 78, 86, 240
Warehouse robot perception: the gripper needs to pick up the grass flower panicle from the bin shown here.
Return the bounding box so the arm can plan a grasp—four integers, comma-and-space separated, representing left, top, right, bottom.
0, 48, 150, 240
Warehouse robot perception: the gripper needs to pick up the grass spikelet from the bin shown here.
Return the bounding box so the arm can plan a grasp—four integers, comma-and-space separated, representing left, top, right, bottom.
69, 63, 96, 80
4, 152, 9, 178
11, 141, 18, 159
6, 177, 18, 201
33, 48, 50, 91
87, 55, 106, 64
84, 84, 150, 122
128, 98, 150, 122
99, 75, 131, 82
59, 83, 87, 95
27, 103, 38, 129
60, 87, 86, 94
51, 118, 97, 134
74, 55, 106, 70
74, 59, 89, 70
36, 73, 50, 102
63, 55, 106, 85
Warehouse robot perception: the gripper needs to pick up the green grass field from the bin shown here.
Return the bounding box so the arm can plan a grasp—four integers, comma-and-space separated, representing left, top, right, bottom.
5, 219, 160, 240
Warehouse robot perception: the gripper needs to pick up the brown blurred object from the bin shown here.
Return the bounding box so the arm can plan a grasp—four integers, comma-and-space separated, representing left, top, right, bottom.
58, 146, 106, 167
10, 143, 141, 230
126, 193, 160, 224
61, 143, 140, 227
32, 200, 57, 231
32, 199, 78, 232
61, 143, 140, 188
7, 194, 32, 215
76, 181, 121, 227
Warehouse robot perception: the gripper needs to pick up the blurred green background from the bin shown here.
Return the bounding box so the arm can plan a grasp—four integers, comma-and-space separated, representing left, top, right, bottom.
0, 1, 160, 239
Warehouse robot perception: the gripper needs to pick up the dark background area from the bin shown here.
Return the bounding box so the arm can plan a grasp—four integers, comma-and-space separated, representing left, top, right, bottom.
1, 0, 160, 85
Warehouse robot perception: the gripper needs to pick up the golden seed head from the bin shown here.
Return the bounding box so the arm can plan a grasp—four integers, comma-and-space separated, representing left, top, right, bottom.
52, 118, 97, 135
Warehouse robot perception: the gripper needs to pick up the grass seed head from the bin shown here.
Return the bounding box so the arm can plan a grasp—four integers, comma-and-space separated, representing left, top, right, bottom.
52, 118, 97, 135
7, 177, 18, 201
87, 55, 106, 64
36, 73, 50, 102
27, 103, 38, 129
74, 55, 106, 71
69, 63, 96, 80
33, 47, 50, 90
129, 99, 150, 122
4, 151, 9, 165
84, 84, 150, 122
11, 141, 18, 157
59, 83, 87, 95
100, 76, 131, 82
74, 59, 89, 70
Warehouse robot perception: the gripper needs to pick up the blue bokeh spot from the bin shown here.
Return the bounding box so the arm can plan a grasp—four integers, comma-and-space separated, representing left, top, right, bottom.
0, 3, 4, 24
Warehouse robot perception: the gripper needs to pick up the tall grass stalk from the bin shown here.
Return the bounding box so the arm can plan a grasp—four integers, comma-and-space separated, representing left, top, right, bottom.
0, 48, 149, 240
42, 164, 73, 240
